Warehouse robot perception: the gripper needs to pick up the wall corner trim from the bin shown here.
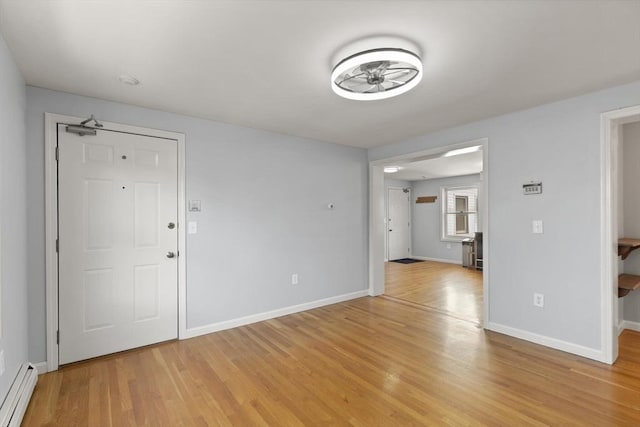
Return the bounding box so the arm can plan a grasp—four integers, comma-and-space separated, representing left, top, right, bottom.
183, 290, 369, 339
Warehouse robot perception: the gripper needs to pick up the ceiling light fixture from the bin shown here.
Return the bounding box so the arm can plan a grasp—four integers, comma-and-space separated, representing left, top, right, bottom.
384, 166, 400, 173
443, 145, 481, 157
331, 48, 422, 101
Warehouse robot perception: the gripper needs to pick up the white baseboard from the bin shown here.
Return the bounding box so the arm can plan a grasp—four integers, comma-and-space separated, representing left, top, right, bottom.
0, 363, 37, 427
619, 320, 640, 333
485, 322, 605, 363
183, 290, 369, 339
410, 255, 462, 265
32, 361, 48, 375
618, 321, 625, 336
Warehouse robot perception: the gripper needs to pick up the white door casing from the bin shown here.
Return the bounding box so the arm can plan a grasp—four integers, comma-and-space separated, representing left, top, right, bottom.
387, 187, 411, 260
601, 105, 640, 365
58, 124, 179, 364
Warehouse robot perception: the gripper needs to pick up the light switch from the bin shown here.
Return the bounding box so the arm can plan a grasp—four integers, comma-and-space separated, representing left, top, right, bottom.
532, 220, 543, 234
188, 221, 197, 234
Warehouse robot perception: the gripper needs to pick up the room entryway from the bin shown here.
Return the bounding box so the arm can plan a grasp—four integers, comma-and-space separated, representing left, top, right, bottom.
371, 138, 488, 326
50, 117, 184, 366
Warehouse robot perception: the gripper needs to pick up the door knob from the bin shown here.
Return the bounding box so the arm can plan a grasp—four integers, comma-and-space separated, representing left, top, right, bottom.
168, 222, 175, 229
166, 251, 176, 258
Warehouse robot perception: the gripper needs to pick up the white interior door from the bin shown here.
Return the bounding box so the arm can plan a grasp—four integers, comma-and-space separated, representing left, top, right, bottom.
388, 188, 411, 260
58, 124, 178, 364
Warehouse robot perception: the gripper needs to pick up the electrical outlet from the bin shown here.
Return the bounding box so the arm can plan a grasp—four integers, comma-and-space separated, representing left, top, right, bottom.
533, 293, 544, 308
291, 274, 299, 285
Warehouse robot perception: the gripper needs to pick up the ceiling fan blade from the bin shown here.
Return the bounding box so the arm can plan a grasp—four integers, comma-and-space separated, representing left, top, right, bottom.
382, 68, 413, 78
375, 61, 390, 73
340, 71, 367, 84
348, 81, 376, 92
341, 77, 369, 88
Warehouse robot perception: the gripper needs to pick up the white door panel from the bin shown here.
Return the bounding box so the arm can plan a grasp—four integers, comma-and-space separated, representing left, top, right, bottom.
58, 124, 178, 364
388, 188, 411, 260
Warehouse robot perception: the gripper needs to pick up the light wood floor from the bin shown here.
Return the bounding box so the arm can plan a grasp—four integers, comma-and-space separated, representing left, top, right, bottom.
385, 260, 483, 324
25, 272, 640, 425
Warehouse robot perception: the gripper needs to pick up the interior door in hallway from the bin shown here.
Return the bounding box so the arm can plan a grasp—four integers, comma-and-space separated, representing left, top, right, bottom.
388, 187, 411, 260
57, 124, 178, 364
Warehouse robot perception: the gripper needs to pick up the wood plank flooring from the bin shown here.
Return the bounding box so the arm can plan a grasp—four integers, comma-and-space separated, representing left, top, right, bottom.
385, 260, 483, 324
24, 263, 640, 426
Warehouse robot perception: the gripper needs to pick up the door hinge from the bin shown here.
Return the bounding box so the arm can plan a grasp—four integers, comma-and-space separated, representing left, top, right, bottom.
55, 146, 59, 161
56, 238, 59, 253
56, 330, 59, 344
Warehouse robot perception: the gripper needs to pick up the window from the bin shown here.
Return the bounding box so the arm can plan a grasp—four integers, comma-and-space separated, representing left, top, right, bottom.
441, 186, 478, 241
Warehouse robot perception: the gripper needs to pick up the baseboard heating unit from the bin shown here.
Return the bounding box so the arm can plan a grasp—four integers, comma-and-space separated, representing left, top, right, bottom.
0, 363, 37, 427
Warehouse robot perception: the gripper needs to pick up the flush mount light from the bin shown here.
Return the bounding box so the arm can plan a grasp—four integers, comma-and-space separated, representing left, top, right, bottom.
331, 48, 422, 101
443, 145, 482, 157
384, 166, 401, 173
118, 75, 140, 86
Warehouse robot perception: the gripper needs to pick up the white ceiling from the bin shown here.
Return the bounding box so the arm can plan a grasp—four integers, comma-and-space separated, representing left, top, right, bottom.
386, 150, 483, 181
1, 1, 639, 149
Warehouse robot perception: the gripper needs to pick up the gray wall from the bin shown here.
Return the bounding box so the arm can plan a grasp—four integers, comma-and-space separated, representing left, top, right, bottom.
0, 36, 28, 400
622, 122, 640, 321
370, 80, 640, 351
26, 87, 369, 364
411, 174, 481, 263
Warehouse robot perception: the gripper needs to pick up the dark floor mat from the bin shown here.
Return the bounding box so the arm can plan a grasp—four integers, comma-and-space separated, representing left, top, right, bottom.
390, 258, 424, 264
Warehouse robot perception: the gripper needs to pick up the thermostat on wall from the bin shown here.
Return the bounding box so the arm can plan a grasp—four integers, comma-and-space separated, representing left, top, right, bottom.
189, 200, 202, 212
523, 182, 542, 195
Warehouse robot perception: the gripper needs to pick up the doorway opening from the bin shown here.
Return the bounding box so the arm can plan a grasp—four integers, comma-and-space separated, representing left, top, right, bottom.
370, 138, 488, 326
602, 105, 640, 364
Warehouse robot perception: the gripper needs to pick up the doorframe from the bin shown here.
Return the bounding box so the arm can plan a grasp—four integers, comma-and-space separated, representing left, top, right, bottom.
44, 113, 187, 372
386, 186, 412, 261
601, 105, 640, 365
369, 137, 489, 326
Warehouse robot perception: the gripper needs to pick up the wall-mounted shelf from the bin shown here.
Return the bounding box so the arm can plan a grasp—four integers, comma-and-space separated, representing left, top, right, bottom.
617, 238, 640, 297
618, 274, 640, 298
618, 238, 640, 260
416, 196, 437, 204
